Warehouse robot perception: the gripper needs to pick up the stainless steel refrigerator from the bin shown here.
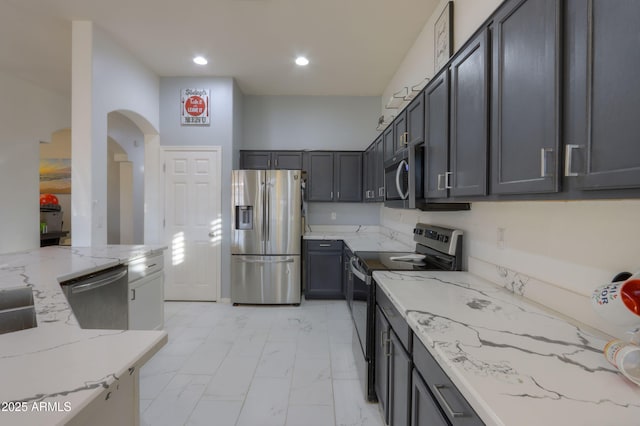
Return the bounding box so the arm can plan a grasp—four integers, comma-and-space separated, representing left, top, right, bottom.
231, 170, 302, 304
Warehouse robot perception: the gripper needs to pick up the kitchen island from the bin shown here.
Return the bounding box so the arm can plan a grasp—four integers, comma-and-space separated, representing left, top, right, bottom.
0, 245, 167, 426
373, 270, 640, 426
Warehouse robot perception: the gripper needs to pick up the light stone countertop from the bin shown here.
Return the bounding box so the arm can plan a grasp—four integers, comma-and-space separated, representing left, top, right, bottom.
0, 245, 168, 425
303, 225, 413, 252
373, 270, 640, 426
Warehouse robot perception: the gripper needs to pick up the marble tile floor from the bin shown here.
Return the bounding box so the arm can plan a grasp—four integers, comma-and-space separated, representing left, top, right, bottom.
140, 299, 385, 426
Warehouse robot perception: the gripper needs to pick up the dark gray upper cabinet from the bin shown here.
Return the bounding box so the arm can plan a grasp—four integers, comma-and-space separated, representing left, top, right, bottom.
374, 136, 385, 201
240, 151, 271, 169
306, 151, 362, 202
335, 152, 363, 202
272, 151, 303, 170
406, 92, 425, 146
424, 71, 450, 199
449, 28, 489, 197
565, 0, 640, 190
490, 0, 561, 195
240, 150, 302, 170
307, 152, 335, 201
363, 143, 375, 201
393, 112, 408, 153
383, 124, 395, 162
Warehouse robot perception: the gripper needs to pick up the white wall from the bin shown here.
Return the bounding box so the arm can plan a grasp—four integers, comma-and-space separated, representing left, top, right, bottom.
380, 0, 640, 337
108, 112, 145, 244
0, 70, 70, 254
243, 95, 383, 225
159, 76, 240, 299
382, 0, 502, 114
72, 21, 159, 246
243, 95, 380, 150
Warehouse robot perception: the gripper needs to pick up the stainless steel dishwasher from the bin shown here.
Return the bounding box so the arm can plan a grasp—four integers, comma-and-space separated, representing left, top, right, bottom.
61, 265, 129, 329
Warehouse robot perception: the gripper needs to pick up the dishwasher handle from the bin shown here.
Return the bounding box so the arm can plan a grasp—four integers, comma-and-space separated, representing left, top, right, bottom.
69, 268, 128, 294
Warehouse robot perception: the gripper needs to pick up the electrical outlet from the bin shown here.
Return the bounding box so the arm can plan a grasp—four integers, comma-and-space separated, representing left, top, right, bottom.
497, 227, 505, 249
331, 212, 337, 220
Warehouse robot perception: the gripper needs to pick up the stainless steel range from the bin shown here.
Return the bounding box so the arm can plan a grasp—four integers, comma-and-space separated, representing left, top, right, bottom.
347, 223, 463, 402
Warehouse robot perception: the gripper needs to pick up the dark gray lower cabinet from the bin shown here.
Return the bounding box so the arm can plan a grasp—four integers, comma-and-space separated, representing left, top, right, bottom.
413, 335, 484, 426
490, 0, 561, 195
304, 240, 343, 299
412, 370, 449, 426
376, 306, 390, 424
565, 0, 640, 190
390, 331, 412, 426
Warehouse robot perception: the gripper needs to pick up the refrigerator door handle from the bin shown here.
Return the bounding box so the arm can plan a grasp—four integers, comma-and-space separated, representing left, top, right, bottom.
237, 257, 295, 264
266, 181, 270, 242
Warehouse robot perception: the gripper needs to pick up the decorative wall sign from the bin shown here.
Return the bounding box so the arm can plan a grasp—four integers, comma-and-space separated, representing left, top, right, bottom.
181, 88, 210, 125
434, 2, 453, 73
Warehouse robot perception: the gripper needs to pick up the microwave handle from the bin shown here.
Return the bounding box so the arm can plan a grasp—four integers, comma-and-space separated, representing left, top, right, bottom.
396, 159, 410, 200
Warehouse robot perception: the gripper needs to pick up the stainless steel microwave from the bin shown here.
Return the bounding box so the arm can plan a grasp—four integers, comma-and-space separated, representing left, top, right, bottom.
384, 145, 423, 209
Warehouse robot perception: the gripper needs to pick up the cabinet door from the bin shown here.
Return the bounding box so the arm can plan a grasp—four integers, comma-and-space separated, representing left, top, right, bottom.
342, 246, 352, 300
375, 136, 385, 201
335, 152, 363, 202
363, 145, 375, 201
424, 71, 450, 199
383, 124, 395, 162
411, 370, 449, 426
129, 273, 164, 330
450, 29, 489, 197
304, 249, 343, 299
307, 152, 335, 201
375, 306, 390, 425
394, 111, 408, 153
273, 151, 303, 170
406, 92, 425, 146
390, 331, 412, 426
240, 151, 271, 170
565, 0, 640, 190
491, 0, 561, 194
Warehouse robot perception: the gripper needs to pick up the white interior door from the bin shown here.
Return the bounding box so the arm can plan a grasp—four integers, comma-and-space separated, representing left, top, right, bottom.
163, 147, 221, 301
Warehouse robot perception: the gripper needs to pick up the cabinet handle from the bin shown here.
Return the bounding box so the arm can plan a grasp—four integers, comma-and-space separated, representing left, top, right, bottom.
445, 171, 452, 189
337, 191, 340, 200
268, 159, 271, 168
275, 159, 278, 168
564, 144, 581, 177
437, 174, 444, 191
131, 289, 136, 301
432, 384, 465, 418
403, 132, 409, 145
330, 191, 334, 200
379, 187, 384, 197
319, 243, 331, 247
540, 148, 553, 178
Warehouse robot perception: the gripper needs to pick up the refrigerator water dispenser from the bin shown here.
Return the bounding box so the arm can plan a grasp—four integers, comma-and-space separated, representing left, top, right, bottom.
236, 206, 253, 230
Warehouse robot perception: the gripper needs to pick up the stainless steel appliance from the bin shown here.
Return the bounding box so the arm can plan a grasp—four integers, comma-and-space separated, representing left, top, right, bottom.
61, 265, 129, 329
347, 224, 463, 402
384, 146, 424, 209
231, 170, 302, 304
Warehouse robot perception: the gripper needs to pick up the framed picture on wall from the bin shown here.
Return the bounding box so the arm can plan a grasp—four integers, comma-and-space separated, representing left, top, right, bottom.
434, 1, 453, 72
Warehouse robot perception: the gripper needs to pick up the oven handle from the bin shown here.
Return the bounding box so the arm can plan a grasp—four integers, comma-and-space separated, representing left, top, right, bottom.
396, 159, 409, 200
350, 257, 369, 284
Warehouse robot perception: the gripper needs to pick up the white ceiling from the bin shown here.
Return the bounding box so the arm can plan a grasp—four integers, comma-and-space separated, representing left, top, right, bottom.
0, 0, 439, 96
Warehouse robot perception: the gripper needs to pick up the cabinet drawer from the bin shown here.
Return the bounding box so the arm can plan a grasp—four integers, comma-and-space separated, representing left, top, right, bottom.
305, 240, 343, 251
413, 335, 483, 425
376, 283, 411, 351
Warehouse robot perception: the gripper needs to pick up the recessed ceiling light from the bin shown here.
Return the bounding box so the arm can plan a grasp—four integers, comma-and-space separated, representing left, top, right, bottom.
295, 56, 309, 66
193, 56, 208, 65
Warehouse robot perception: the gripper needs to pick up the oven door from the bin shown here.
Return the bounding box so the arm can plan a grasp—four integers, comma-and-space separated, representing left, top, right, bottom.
349, 257, 372, 359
